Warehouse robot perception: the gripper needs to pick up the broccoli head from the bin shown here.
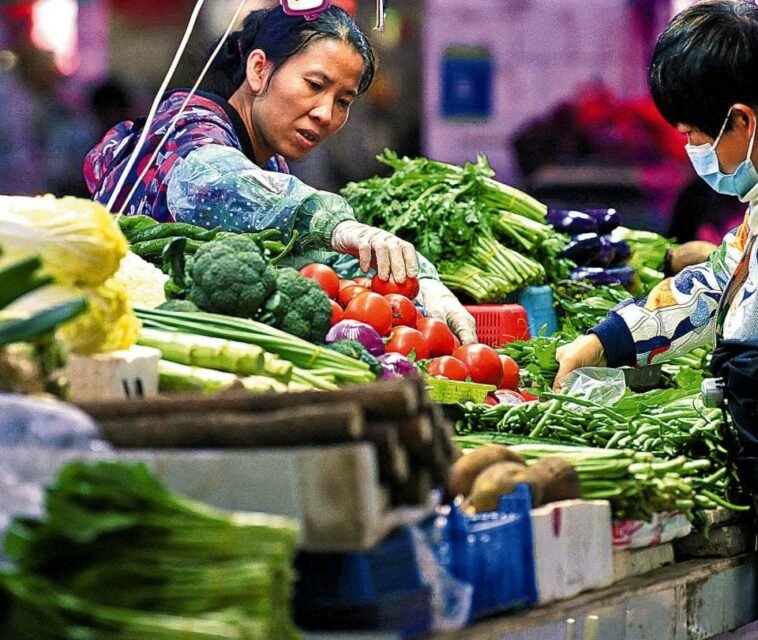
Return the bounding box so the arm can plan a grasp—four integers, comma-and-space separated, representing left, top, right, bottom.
326, 339, 383, 377
158, 299, 200, 313
261, 267, 332, 343
189, 234, 276, 318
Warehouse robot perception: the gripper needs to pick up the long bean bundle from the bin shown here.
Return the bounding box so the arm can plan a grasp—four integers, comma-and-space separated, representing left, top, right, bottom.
457, 388, 748, 515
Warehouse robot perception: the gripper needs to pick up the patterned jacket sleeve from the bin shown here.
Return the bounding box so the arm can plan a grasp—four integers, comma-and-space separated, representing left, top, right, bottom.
166, 143, 355, 248
591, 215, 750, 367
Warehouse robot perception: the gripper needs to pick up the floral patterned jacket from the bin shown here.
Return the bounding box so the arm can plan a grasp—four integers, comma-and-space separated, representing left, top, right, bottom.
593, 207, 758, 367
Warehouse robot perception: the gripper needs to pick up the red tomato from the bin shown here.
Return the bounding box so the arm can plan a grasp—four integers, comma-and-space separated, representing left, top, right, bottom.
427, 356, 470, 381
519, 388, 540, 402
384, 294, 418, 328
453, 343, 503, 386
418, 317, 456, 357
498, 355, 520, 390
339, 278, 357, 291
385, 326, 430, 360
416, 306, 425, 321
488, 389, 525, 405
329, 300, 343, 325
300, 264, 340, 300
354, 276, 373, 290
344, 292, 394, 336
338, 285, 368, 308
453, 335, 462, 350
485, 394, 499, 406
371, 274, 420, 299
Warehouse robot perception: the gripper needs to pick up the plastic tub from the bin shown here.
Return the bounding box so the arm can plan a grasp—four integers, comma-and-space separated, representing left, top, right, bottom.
464, 304, 530, 347
424, 377, 496, 405
294, 526, 423, 606
518, 285, 559, 337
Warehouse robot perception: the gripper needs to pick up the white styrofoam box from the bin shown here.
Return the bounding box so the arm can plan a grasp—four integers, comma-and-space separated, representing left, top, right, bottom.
531, 499, 614, 604
0, 443, 434, 553
120, 444, 435, 552
63, 345, 161, 402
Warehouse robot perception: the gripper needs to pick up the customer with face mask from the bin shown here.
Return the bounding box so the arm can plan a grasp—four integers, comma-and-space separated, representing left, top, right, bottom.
554, 0, 758, 389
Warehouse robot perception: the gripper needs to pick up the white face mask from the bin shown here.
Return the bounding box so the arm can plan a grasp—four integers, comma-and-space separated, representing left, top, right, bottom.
685, 108, 758, 203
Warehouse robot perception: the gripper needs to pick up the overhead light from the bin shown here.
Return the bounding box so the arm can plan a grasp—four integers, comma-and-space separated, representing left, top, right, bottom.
31, 0, 79, 75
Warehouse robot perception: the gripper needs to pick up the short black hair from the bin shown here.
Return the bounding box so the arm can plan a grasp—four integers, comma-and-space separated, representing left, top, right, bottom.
206, 5, 376, 100
649, 0, 758, 138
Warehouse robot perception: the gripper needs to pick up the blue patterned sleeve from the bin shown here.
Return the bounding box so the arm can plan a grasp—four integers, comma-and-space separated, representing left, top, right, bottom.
166, 144, 355, 247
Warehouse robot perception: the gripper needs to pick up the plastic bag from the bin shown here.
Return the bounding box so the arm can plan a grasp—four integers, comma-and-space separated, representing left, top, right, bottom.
561, 367, 626, 408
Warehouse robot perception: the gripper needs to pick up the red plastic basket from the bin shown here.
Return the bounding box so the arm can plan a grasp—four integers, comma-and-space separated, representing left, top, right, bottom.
464, 304, 530, 347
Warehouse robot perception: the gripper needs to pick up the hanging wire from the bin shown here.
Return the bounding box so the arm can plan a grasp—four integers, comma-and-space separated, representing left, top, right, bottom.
105, 0, 208, 216
374, 0, 387, 32
117, 0, 249, 216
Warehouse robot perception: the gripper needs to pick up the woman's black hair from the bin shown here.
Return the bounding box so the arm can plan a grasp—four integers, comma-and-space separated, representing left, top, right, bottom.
649, 0, 758, 138
206, 5, 376, 100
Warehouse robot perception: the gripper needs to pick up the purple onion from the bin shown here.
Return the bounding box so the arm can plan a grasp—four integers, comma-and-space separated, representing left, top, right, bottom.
377, 353, 419, 379
325, 320, 385, 356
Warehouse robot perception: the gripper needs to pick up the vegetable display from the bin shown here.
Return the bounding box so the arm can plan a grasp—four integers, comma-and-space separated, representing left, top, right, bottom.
341, 150, 572, 302
0, 460, 301, 639
135, 307, 375, 387
456, 385, 747, 517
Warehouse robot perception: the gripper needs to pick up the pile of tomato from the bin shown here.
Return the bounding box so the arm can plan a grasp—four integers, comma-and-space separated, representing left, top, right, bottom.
300, 264, 538, 404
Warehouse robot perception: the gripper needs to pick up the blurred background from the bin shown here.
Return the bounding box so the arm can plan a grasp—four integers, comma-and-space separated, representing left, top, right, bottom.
0, 0, 746, 242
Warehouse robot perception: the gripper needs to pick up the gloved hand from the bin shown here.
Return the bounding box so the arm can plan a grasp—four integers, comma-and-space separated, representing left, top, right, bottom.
553, 333, 607, 391
331, 220, 418, 283
419, 278, 478, 344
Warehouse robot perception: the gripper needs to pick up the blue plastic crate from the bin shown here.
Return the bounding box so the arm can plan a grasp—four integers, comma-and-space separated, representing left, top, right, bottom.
295, 585, 433, 638
294, 526, 423, 607
518, 285, 559, 337
427, 484, 538, 620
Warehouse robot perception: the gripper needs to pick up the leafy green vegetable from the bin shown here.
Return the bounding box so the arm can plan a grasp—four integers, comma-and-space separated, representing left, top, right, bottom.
1, 461, 301, 639
341, 150, 570, 301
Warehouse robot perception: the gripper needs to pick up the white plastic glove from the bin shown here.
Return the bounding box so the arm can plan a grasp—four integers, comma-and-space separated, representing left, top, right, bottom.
419, 278, 478, 344
331, 220, 418, 283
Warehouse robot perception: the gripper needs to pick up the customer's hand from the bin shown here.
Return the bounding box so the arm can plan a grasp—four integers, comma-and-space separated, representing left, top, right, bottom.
331, 220, 418, 283
419, 278, 478, 344
553, 334, 607, 391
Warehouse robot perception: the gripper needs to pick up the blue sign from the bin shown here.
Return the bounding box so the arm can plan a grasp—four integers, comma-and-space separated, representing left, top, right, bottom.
441, 46, 493, 119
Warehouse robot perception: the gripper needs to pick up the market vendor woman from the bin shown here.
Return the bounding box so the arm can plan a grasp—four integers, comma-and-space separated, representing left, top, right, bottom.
554, 0, 758, 388
83, 5, 477, 343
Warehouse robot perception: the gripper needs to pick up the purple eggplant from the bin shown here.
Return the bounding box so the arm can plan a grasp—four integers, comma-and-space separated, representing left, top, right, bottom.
611, 239, 632, 263
546, 208, 599, 235
570, 264, 636, 288
560, 233, 602, 265
578, 208, 622, 234
591, 236, 616, 267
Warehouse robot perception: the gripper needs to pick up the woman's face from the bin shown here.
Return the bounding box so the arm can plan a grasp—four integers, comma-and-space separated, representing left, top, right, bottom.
249, 38, 364, 161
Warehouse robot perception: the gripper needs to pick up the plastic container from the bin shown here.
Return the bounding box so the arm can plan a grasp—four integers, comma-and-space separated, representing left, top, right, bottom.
518, 285, 559, 338
294, 586, 433, 638
424, 376, 496, 404
294, 526, 423, 606
426, 485, 538, 620
464, 304, 530, 347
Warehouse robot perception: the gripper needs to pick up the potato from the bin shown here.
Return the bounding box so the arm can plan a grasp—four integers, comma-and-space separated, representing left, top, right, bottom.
468, 461, 544, 512
529, 457, 582, 504
447, 444, 526, 500
669, 241, 717, 275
